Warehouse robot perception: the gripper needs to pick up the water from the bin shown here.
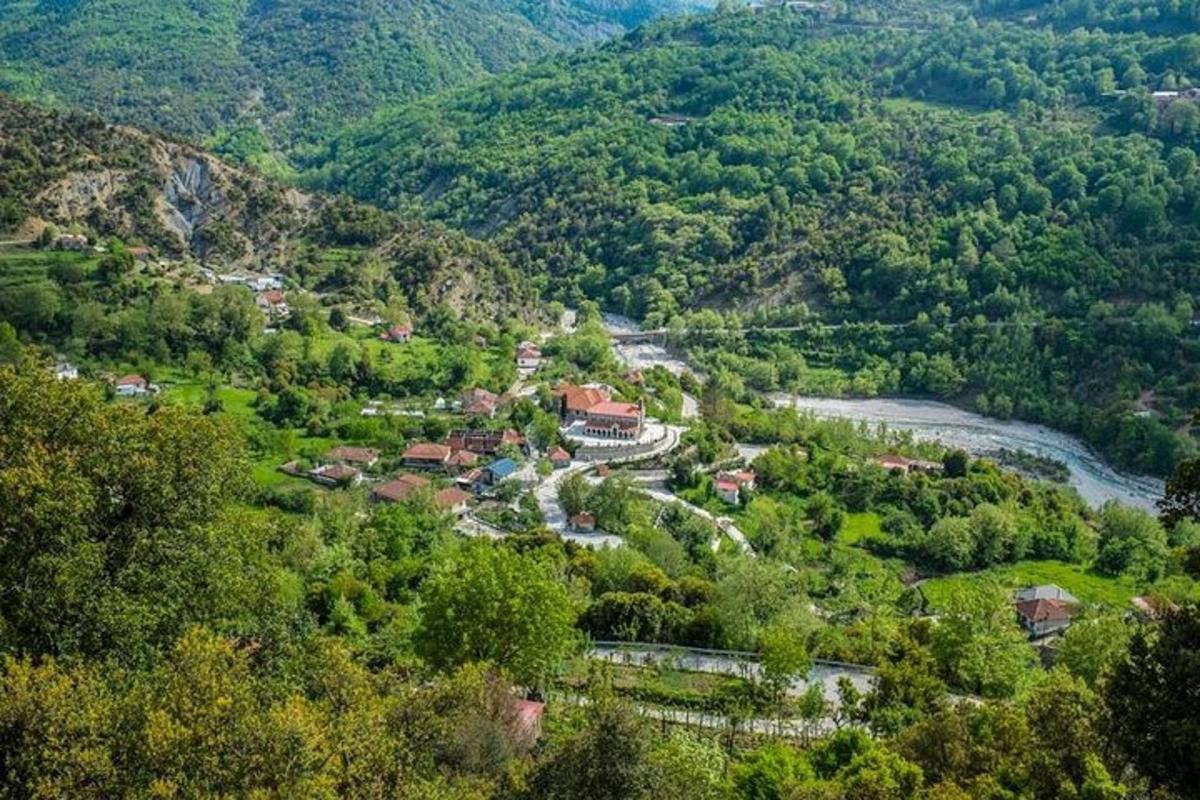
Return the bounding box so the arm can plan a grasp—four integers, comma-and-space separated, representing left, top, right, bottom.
599, 313, 1163, 510
770, 395, 1164, 511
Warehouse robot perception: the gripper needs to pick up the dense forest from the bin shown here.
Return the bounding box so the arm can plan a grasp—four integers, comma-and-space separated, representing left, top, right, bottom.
0, 2, 1199, 797
0, 0, 706, 166
316, 3, 1200, 474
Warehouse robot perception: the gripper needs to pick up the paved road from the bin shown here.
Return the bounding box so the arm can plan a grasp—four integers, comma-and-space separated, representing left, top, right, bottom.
637, 485, 754, 555
590, 643, 873, 704
534, 426, 685, 549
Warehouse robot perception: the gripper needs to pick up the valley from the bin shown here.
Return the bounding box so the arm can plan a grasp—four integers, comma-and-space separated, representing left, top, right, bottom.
0, 1, 1198, 798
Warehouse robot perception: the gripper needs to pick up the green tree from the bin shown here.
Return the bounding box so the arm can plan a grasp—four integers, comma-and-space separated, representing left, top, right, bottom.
0, 360, 269, 663
1056, 613, 1131, 687
1103, 604, 1200, 798
415, 541, 577, 685
930, 579, 1036, 697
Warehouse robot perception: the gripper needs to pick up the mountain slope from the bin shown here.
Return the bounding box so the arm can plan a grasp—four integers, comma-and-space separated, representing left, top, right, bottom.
0, 96, 533, 321
0, 0, 708, 159
315, 4, 1200, 473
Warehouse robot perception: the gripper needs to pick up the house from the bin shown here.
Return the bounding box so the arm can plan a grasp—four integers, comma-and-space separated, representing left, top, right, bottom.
582, 401, 644, 440
483, 458, 519, 486
434, 487, 472, 516
379, 324, 412, 344
324, 446, 381, 469
516, 342, 542, 370
462, 387, 500, 418
372, 474, 430, 503
547, 446, 572, 469
52, 360, 79, 381
715, 469, 755, 505
113, 374, 153, 397
873, 455, 942, 475
569, 512, 597, 532
715, 476, 742, 505
555, 384, 609, 422
457, 468, 489, 496
55, 233, 89, 251
256, 290, 289, 318
447, 449, 480, 472
308, 464, 363, 487
1014, 585, 1079, 637
403, 443, 452, 470
446, 429, 524, 456
1015, 585, 1078, 604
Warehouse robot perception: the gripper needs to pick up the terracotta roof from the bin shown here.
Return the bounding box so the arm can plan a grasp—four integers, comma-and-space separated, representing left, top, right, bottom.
556, 384, 609, 413
1015, 598, 1077, 624
462, 387, 498, 403
326, 446, 380, 465
314, 464, 360, 481
434, 487, 472, 510
448, 450, 479, 466
462, 388, 500, 415
373, 474, 429, 502
404, 443, 451, 461
586, 401, 642, 420
257, 290, 286, 305
380, 324, 411, 340
114, 374, 146, 387
715, 479, 740, 493
875, 455, 912, 469
718, 470, 755, 486
548, 446, 571, 463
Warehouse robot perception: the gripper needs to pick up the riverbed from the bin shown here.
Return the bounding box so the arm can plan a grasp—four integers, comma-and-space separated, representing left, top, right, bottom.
770, 395, 1164, 510
598, 313, 1163, 510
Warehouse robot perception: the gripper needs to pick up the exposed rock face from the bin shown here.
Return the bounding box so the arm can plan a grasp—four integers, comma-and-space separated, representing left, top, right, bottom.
2, 96, 538, 323
15, 106, 311, 266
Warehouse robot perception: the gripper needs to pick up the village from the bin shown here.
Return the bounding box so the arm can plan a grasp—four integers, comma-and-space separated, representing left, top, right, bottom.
64, 269, 1170, 676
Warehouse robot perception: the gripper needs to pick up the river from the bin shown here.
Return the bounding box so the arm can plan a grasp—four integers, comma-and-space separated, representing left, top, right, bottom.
770, 395, 1163, 511
598, 314, 1163, 511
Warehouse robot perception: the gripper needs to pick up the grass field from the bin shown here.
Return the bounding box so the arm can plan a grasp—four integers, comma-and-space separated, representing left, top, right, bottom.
839, 511, 883, 546
921, 560, 1138, 610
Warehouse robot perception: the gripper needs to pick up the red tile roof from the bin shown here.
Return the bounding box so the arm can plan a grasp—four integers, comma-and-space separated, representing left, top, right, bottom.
258, 290, 286, 305
404, 443, 451, 462
326, 446, 380, 465
373, 474, 429, 502
114, 374, 147, 387
448, 449, 479, 466
1015, 598, 1077, 624
556, 385, 609, 413
315, 464, 360, 482
547, 446, 571, 463
586, 401, 642, 420
434, 487, 472, 510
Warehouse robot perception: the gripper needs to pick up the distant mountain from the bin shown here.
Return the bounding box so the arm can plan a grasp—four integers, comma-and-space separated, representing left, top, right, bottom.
0, 0, 709, 163
0, 95, 533, 321
313, 4, 1200, 474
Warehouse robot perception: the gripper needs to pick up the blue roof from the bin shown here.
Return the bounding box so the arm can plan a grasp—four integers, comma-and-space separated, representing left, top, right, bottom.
486, 458, 518, 478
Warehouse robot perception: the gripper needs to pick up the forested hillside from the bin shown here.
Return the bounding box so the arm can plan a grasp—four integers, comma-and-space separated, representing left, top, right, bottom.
0, 96, 536, 366
0, 0, 707, 163
318, 3, 1200, 475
